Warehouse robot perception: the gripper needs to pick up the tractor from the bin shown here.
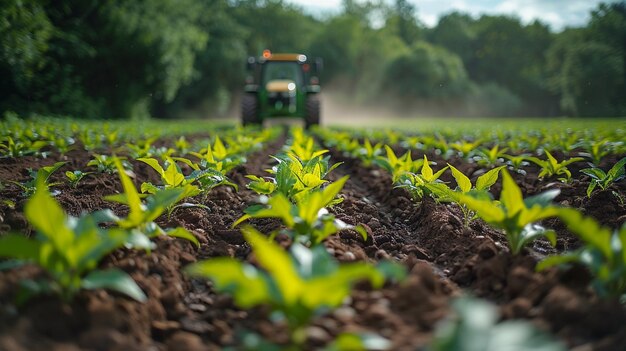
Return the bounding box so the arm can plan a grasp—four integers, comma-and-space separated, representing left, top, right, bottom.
241, 50, 322, 128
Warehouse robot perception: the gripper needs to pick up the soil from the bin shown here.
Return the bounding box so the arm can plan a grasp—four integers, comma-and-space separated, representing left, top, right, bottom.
0, 132, 625, 350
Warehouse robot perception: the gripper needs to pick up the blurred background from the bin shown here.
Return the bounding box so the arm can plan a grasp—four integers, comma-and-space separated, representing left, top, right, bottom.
1, 0, 624, 120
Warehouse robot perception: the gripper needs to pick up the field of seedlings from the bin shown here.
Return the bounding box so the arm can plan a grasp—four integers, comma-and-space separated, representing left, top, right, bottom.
1, 117, 625, 351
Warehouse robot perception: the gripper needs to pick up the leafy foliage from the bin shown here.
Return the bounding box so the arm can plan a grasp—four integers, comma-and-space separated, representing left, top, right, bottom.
247, 151, 341, 204
526, 151, 584, 182
186, 226, 404, 348
430, 297, 566, 351
457, 170, 560, 254
376, 145, 424, 182
428, 165, 505, 227
395, 155, 448, 200
9, 161, 66, 196
104, 158, 199, 248
0, 179, 146, 303
65, 170, 91, 189
538, 209, 626, 300
581, 157, 626, 197
237, 176, 366, 245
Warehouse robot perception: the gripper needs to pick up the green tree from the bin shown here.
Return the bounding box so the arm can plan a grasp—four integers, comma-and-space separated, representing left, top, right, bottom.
1, 0, 208, 119
384, 0, 422, 45
309, 15, 363, 85
381, 41, 470, 101
546, 3, 626, 117
429, 12, 475, 64
152, 0, 248, 118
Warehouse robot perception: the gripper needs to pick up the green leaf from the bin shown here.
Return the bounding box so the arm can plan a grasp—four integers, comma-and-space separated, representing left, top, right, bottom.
475, 166, 505, 191
163, 161, 185, 187
421, 155, 433, 180
25, 178, 74, 253
213, 135, 228, 159
249, 194, 296, 228
537, 252, 582, 271
138, 157, 165, 177
187, 258, 269, 309
140, 182, 159, 194
114, 158, 143, 224
0, 234, 42, 261
545, 150, 558, 169
384, 145, 398, 168
448, 164, 471, 193
458, 193, 505, 223
166, 227, 200, 247
500, 169, 524, 215
172, 157, 200, 171
516, 224, 556, 253
39, 161, 67, 182
581, 167, 605, 181
243, 226, 303, 305
586, 182, 597, 198
607, 157, 626, 179
557, 208, 613, 259
320, 175, 349, 208
82, 269, 147, 302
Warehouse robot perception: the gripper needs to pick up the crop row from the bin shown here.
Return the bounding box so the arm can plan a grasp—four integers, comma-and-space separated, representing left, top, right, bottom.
314, 127, 626, 302
323, 123, 625, 168
0, 126, 278, 301
0, 122, 581, 350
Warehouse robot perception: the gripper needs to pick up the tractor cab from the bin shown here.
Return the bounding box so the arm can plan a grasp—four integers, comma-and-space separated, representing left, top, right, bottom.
241, 50, 322, 128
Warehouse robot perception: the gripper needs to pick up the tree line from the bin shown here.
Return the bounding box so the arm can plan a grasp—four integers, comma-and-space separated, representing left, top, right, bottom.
1, 0, 624, 119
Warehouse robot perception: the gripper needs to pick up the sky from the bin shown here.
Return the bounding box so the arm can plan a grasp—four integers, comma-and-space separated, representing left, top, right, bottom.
286, 0, 620, 31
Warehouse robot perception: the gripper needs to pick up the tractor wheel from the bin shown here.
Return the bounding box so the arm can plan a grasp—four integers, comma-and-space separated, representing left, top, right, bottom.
241, 94, 260, 126
305, 95, 320, 129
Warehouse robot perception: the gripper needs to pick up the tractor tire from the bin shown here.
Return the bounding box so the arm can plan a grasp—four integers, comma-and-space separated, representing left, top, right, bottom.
305, 95, 320, 129
241, 94, 260, 126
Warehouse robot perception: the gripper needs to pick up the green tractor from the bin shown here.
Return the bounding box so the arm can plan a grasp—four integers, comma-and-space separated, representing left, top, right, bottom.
241, 50, 323, 128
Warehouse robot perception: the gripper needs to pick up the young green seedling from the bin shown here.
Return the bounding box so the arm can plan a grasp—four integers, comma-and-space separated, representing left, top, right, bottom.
88, 154, 129, 174
376, 145, 424, 182
290, 133, 329, 162
525, 150, 584, 182
581, 157, 626, 197
50, 135, 75, 155
125, 136, 158, 159
577, 139, 619, 166
247, 152, 341, 203
9, 161, 67, 197
138, 157, 202, 198
0, 136, 48, 158
473, 145, 508, 167
450, 139, 482, 159
457, 169, 560, 255
428, 165, 505, 227
236, 176, 365, 245
185, 227, 404, 349
0, 179, 147, 303
502, 153, 530, 174
355, 139, 383, 167
188, 135, 244, 173
105, 158, 199, 248
65, 170, 92, 189
396, 155, 448, 201
538, 208, 626, 300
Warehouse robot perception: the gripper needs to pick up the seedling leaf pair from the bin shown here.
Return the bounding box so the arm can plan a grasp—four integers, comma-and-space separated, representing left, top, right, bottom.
581, 157, 626, 197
